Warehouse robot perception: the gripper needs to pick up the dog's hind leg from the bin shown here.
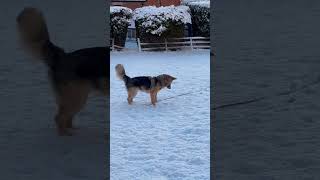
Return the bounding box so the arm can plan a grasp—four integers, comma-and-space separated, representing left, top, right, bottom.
66, 115, 77, 129
150, 91, 157, 106
55, 111, 73, 136
127, 88, 138, 105
155, 92, 158, 102
94, 78, 109, 96
54, 80, 91, 135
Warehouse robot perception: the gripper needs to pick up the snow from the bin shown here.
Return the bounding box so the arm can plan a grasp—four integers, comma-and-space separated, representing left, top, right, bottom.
110, 51, 210, 180
133, 6, 191, 24
182, 0, 210, 8
110, 6, 132, 15
110, 6, 133, 32
1, 1, 106, 179
133, 5, 191, 35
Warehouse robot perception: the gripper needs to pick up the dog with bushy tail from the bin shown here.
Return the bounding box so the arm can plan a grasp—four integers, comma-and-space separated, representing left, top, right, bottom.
115, 64, 176, 106
17, 7, 109, 136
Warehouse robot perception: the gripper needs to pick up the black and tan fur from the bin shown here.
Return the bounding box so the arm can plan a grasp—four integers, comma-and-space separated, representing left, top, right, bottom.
16, 7, 109, 136
115, 64, 176, 106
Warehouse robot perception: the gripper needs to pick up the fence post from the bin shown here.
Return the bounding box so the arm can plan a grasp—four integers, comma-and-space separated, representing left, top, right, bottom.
165, 39, 168, 51
137, 38, 142, 52
190, 37, 194, 51
111, 38, 114, 51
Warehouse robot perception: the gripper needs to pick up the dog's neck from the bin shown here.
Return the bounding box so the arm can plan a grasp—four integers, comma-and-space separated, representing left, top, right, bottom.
153, 76, 163, 88
42, 41, 65, 69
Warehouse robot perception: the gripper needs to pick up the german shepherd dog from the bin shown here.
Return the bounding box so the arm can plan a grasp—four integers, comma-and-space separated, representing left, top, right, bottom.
115, 64, 176, 106
16, 7, 109, 136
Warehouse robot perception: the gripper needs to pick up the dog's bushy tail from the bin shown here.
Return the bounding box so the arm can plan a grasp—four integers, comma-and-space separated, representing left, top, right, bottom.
16, 7, 65, 62
115, 64, 130, 82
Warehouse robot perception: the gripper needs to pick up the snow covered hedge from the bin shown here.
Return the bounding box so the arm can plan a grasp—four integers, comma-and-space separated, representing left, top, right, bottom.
110, 6, 133, 47
183, 0, 210, 37
133, 5, 191, 43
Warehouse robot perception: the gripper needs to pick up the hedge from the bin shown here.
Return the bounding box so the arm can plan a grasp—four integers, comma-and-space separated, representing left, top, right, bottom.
110, 6, 132, 47
183, 1, 210, 37
133, 5, 191, 43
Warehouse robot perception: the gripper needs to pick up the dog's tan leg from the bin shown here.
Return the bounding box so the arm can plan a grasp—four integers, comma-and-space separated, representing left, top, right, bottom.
155, 92, 158, 102
127, 88, 137, 105
66, 116, 77, 129
98, 78, 109, 96
127, 92, 132, 104
127, 90, 132, 104
150, 91, 156, 106
55, 111, 73, 136
54, 80, 91, 135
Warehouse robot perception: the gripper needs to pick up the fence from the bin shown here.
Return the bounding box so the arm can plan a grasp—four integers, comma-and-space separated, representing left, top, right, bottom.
110, 38, 114, 50
137, 37, 210, 52
110, 37, 210, 52
110, 38, 126, 51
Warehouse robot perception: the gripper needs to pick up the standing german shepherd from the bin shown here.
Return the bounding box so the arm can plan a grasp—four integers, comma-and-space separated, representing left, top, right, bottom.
16, 7, 109, 136
115, 64, 176, 106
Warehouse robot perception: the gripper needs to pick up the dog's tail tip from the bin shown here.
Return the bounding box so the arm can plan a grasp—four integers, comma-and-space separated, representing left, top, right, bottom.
16, 7, 50, 41
115, 64, 126, 80
115, 64, 123, 68
16, 7, 51, 59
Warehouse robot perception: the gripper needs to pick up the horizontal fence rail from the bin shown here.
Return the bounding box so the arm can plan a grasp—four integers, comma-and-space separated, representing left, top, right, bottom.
137, 37, 210, 52
110, 37, 210, 52
110, 38, 126, 51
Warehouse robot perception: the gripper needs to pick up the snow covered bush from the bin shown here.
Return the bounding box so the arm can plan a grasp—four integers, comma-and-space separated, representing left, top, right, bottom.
110, 6, 133, 48
183, 0, 210, 37
133, 5, 191, 43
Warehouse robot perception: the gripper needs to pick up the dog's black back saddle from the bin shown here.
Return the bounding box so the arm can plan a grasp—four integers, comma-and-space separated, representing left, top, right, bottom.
124, 76, 158, 90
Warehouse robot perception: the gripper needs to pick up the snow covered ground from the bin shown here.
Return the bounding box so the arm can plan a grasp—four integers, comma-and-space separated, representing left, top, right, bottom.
110, 50, 210, 180
0, 1, 106, 179
213, 1, 320, 179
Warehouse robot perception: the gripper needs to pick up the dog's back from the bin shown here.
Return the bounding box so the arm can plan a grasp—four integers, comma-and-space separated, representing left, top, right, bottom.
61, 47, 109, 80
48, 47, 109, 94
126, 76, 152, 91
115, 64, 153, 90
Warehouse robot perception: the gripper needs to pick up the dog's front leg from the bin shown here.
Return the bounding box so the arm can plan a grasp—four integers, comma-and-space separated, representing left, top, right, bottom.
150, 92, 156, 106
55, 112, 73, 136
66, 116, 79, 129
155, 92, 158, 102
127, 97, 133, 105
127, 88, 138, 105
66, 117, 73, 129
